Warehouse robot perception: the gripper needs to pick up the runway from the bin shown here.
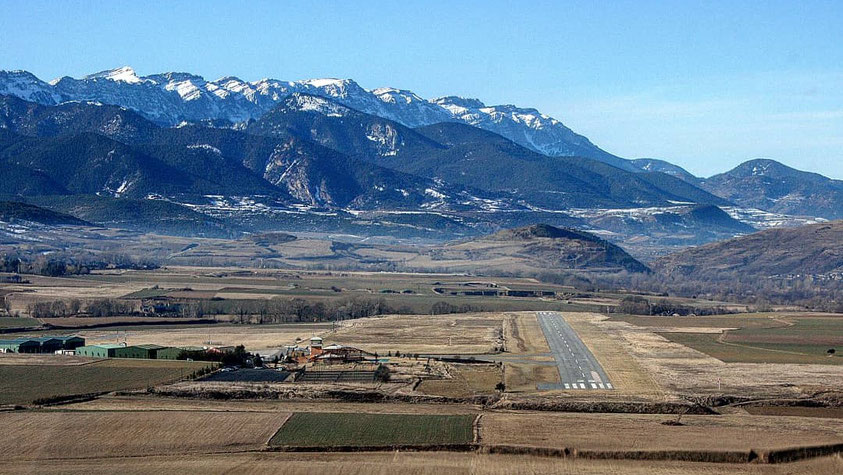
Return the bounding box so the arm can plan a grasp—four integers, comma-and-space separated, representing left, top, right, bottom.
536, 311, 613, 390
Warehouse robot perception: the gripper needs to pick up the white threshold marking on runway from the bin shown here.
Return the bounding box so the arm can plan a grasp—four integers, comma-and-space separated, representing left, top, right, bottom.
606, 383, 613, 389
598, 383, 605, 389
590, 383, 597, 389
564, 383, 570, 389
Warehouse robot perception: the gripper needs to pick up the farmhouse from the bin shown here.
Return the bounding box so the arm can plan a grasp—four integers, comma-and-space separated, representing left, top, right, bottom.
311, 344, 376, 365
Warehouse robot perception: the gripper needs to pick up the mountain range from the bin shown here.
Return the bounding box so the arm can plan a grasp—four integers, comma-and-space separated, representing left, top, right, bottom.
0, 67, 840, 254
0, 67, 630, 169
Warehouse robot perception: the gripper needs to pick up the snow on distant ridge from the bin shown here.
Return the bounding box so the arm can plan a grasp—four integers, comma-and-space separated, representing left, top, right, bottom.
0, 66, 627, 168
84, 66, 146, 84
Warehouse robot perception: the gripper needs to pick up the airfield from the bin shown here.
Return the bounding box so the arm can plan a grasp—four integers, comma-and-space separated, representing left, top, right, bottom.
1, 266, 843, 473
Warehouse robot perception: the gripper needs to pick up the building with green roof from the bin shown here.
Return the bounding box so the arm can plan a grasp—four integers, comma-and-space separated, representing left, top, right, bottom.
76, 344, 126, 358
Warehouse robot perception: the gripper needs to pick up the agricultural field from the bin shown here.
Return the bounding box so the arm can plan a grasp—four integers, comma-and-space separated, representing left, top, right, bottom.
660, 332, 843, 365
7, 452, 842, 475
269, 412, 476, 447
612, 313, 843, 365
329, 313, 505, 354
596, 312, 843, 397
480, 412, 843, 452
0, 265, 607, 318
0, 316, 38, 328
0, 357, 211, 405
0, 410, 289, 461
416, 363, 502, 397
71, 322, 332, 352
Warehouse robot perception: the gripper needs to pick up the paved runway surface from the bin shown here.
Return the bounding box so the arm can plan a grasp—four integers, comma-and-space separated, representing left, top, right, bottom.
537, 311, 613, 390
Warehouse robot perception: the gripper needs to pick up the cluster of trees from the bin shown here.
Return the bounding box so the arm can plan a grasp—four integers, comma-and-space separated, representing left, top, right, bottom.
616, 296, 734, 316
428, 301, 485, 315
532, 268, 843, 313
1, 254, 90, 277
148, 296, 398, 323
27, 298, 135, 318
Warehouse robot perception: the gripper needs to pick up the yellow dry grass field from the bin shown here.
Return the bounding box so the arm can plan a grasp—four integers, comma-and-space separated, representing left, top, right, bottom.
3, 449, 842, 475
594, 313, 843, 398
417, 364, 502, 397
0, 410, 290, 461
481, 412, 843, 452
504, 362, 560, 392
502, 312, 550, 354
65, 395, 484, 415
0, 353, 98, 366
76, 323, 331, 350
330, 313, 505, 354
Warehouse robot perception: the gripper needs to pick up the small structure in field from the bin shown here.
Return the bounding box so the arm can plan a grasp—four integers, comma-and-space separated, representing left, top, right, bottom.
309, 337, 323, 358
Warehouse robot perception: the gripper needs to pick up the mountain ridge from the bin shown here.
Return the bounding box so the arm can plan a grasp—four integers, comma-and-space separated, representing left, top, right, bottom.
0, 66, 631, 169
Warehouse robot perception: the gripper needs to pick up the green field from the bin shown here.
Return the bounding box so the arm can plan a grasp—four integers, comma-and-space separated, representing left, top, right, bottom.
0, 316, 39, 328
270, 412, 475, 447
661, 332, 843, 365
611, 313, 788, 330
0, 359, 212, 405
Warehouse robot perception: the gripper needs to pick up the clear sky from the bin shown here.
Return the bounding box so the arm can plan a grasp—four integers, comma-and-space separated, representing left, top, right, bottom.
1, 0, 842, 178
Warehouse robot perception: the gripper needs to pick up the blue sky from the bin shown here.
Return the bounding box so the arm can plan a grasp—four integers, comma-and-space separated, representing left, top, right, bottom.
1, 0, 842, 178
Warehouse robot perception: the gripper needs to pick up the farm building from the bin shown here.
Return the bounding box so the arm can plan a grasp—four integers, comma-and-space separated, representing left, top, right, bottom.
155, 346, 185, 360
76, 343, 188, 360
113, 344, 167, 359
311, 345, 375, 365
29, 337, 64, 353
52, 336, 86, 350
0, 335, 86, 353
76, 344, 126, 358
0, 338, 41, 353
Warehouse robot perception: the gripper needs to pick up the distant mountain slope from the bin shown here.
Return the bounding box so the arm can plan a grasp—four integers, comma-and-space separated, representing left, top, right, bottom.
0, 201, 91, 226
0, 67, 635, 169
432, 224, 649, 274
631, 158, 699, 183
246, 93, 445, 160
0, 94, 516, 212
0, 162, 69, 196
0, 131, 283, 199
22, 195, 237, 238
0, 94, 159, 142
700, 159, 843, 220
654, 220, 843, 279
247, 100, 729, 208
404, 122, 729, 208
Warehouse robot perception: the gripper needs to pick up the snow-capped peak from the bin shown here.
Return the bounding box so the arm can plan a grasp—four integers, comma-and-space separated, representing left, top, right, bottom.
299, 78, 353, 89
372, 87, 425, 105
284, 93, 350, 117
84, 66, 145, 84
432, 96, 487, 109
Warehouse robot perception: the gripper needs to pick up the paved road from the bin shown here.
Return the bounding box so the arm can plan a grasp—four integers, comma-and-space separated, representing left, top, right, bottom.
536, 311, 613, 390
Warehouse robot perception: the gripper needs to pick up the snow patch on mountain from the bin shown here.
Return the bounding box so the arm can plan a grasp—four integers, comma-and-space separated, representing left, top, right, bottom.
84, 66, 146, 84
